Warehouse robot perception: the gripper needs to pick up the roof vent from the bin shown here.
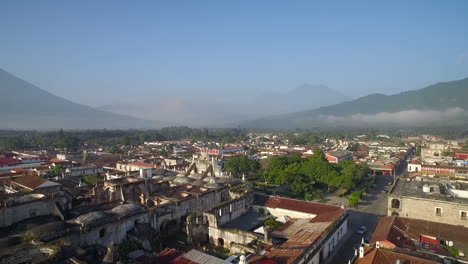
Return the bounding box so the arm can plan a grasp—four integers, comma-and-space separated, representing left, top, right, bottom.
422, 185, 430, 193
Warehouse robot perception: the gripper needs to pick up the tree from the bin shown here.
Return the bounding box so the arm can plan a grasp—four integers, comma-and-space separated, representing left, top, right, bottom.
121, 136, 131, 146
52, 165, 63, 177
347, 143, 359, 152
55, 136, 80, 151
224, 156, 259, 177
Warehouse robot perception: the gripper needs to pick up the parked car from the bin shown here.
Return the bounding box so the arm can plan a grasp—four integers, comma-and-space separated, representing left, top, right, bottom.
356, 226, 368, 235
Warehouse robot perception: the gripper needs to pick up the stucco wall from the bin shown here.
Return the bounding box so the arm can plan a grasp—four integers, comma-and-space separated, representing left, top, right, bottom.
387, 195, 468, 227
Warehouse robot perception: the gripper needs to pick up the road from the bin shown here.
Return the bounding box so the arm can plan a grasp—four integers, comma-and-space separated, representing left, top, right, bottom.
326, 174, 394, 264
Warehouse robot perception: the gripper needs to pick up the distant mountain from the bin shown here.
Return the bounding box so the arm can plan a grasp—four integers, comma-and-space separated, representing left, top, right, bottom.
0, 69, 165, 130
250, 84, 350, 114
239, 77, 468, 129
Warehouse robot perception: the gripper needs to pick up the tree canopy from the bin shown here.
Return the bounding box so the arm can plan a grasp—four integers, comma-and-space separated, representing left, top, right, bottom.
262, 150, 369, 196
224, 156, 259, 177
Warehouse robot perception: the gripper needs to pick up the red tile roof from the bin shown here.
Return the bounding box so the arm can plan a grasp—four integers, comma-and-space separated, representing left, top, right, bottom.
355, 247, 438, 264
13, 174, 48, 190
254, 194, 345, 223
371, 216, 468, 248
130, 162, 158, 168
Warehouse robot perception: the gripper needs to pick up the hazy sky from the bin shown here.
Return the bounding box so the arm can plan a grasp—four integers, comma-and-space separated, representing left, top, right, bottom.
1, 0, 468, 108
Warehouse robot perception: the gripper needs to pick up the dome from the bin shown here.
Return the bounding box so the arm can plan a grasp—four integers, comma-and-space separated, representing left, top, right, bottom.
75, 211, 112, 225
190, 180, 205, 187
203, 176, 218, 183
188, 173, 203, 180
174, 176, 194, 184
162, 176, 175, 181
111, 203, 144, 215
204, 182, 222, 189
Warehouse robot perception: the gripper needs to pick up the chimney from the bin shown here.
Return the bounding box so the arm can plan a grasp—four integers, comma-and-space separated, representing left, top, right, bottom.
359, 246, 365, 258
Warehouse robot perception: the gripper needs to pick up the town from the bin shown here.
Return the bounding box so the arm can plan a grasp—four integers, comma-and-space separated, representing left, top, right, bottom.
1, 128, 468, 264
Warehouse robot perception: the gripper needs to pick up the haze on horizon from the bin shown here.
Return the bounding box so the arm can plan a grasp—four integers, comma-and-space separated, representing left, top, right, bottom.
1, 0, 468, 126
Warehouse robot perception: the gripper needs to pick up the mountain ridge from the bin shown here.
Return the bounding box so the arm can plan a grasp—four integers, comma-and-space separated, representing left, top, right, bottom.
0, 69, 165, 130
238, 77, 468, 129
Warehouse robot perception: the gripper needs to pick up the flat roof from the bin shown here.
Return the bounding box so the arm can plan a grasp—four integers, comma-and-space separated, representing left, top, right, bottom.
389, 178, 468, 204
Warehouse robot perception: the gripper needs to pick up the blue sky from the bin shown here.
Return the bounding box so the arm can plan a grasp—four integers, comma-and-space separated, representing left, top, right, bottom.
1, 0, 468, 109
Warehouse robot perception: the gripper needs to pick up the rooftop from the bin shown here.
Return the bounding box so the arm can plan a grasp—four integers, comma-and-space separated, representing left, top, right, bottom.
371, 216, 468, 260
254, 194, 345, 222
389, 178, 468, 204
355, 247, 439, 264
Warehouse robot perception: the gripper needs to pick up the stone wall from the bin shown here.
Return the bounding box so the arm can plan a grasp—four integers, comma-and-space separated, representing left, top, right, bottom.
207, 193, 253, 227
387, 195, 468, 227
0, 190, 70, 228
208, 226, 257, 249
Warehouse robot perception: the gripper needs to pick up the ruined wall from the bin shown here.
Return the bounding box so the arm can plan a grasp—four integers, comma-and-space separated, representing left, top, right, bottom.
208, 227, 257, 248
0, 198, 62, 227
74, 213, 150, 247
205, 193, 254, 228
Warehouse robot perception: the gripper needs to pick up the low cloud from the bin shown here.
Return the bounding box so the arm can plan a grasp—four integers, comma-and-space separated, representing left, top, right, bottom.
322, 107, 466, 126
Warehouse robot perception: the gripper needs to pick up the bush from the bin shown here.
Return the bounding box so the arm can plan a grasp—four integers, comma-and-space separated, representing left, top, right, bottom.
118, 239, 142, 257
351, 191, 363, 199
349, 197, 359, 207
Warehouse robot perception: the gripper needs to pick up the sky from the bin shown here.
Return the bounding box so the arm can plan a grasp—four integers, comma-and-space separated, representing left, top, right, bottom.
1, 0, 468, 124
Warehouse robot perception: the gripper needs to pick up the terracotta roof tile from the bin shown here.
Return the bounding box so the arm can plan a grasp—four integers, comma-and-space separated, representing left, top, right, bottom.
254, 194, 345, 222
13, 174, 48, 189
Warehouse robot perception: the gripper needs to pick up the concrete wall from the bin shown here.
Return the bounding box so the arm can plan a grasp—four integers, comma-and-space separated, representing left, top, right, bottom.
387, 195, 468, 227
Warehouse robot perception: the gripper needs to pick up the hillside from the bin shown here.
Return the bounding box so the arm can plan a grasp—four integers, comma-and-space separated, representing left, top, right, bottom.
240, 77, 468, 129
250, 84, 350, 114
0, 69, 163, 130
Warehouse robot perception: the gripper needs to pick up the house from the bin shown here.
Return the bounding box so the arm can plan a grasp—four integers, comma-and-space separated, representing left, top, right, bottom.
325, 150, 353, 163
353, 246, 439, 264
387, 178, 468, 227
407, 159, 422, 172
454, 150, 468, 161
12, 174, 60, 190
367, 216, 468, 263
159, 248, 229, 264
62, 166, 104, 178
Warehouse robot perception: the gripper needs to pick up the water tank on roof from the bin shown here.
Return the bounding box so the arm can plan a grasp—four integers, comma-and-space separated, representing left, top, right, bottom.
423, 184, 430, 193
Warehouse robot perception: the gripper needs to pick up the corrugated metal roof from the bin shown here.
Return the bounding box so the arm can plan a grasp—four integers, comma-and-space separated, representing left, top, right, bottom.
183, 250, 230, 264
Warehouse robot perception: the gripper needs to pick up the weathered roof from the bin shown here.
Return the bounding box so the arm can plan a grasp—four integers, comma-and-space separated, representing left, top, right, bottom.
372, 216, 468, 245
74, 211, 112, 225
110, 203, 144, 216
355, 247, 438, 264
254, 194, 345, 222
13, 174, 48, 189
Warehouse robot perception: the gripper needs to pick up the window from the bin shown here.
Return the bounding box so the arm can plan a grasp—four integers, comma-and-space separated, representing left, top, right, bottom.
391, 199, 401, 209
435, 207, 442, 216
461, 211, 467, 220
99, 228, 106, 238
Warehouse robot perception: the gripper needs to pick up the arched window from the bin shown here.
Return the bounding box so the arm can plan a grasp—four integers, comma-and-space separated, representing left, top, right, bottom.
391, 199, 400, 209
218, 238, 224, 247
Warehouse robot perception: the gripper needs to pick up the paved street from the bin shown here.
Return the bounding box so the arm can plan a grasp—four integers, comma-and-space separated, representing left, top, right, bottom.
326, 174, 394, 264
